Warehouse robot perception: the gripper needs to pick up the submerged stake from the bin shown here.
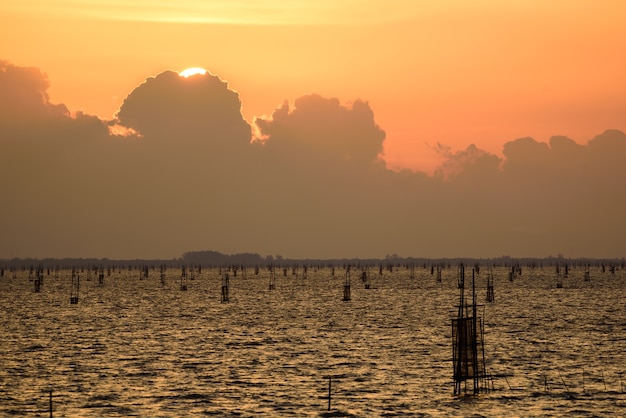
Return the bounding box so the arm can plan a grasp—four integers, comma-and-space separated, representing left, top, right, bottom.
558, 370, 570, 393
328, 377, 332, 411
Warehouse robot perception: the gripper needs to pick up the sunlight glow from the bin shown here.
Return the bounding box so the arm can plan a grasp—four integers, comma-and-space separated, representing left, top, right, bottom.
1, 1, 424, 25
179, 67, 208, 78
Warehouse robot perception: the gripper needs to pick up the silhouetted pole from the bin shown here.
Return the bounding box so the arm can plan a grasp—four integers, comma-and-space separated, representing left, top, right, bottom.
328, 377, 332, 411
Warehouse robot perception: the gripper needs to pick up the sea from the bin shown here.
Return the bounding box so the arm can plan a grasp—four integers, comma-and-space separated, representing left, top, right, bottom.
0, 265, 624, 417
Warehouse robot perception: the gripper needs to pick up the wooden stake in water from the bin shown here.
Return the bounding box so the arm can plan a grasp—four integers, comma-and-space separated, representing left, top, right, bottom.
49, 390, 53, 418
558, 370, 569, 393
503, 374, 512, 390
327, 377, 332, 411
582, 368, 585, 392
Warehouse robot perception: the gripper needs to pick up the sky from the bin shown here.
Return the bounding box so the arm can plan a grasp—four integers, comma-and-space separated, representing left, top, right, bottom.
1, 1, 626, 260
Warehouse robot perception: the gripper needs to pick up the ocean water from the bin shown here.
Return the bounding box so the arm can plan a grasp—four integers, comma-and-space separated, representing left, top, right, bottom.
0, 265, 624, 417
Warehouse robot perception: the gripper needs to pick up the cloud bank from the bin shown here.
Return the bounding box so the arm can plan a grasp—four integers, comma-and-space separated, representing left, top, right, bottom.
1, 61, 625, 259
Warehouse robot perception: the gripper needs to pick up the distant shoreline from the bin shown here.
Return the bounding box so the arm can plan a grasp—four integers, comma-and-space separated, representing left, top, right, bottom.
1, 251, 624, 269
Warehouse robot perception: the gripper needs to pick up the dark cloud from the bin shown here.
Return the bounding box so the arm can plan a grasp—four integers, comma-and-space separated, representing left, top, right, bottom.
1, 61, 625, 259
0, 61, 109, 142
115, 70, 251, 151
433, 143, 501, 183
255, 94, 385, 167
483, 130, 626, 255
0, 60, 65, 120
251, 94, 390, 214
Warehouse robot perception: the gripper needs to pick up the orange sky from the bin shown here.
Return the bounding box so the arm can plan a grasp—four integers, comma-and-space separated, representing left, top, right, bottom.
2, 0, 626, 173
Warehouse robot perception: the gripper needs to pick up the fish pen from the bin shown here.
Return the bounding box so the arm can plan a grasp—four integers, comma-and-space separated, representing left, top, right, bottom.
180, 266, 188, 291
221, 272, 230, 303
70, 269, 80, 304
485, 271, 495, 302
361, 268, 371, 289
269, 268, 276, 290
160, 265, 166, 286
452, 264, 489, 395
342, 270, 351, 302
556, 265, 563, 288
33, 269, 42, 293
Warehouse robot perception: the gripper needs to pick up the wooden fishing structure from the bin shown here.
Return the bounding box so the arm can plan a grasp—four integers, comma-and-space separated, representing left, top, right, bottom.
221, 272, 230, 303
33, 268, 42, 293
361, 268, 371, 289
269, 267, 276, 290
159, 265, 166, 286
556, 264, 563, 288
180, 266, 188, 291
70, 268, 80, 304
342, 270, 351, 302
98, 266, 104, 285
452, 264, 489, 395
485, 267, 495, 302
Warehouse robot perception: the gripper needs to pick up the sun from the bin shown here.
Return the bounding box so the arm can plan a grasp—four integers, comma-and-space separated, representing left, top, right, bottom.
179, 67, 208, 78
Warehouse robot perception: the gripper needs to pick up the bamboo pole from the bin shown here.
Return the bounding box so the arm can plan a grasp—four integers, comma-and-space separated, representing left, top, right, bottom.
558, 370, 570, 393
328, 377, 332, 411
582, 368, 585, 392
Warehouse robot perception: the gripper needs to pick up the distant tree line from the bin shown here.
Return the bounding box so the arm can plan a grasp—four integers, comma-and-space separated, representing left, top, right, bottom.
180, 250, 267, 266
0, 251, 624, 270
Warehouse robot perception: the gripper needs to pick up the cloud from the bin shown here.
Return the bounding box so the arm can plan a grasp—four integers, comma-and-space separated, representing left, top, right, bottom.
0, 61, 108, 141
254, 94, 385, 166
500, 130, 626, 187
115, 70, 251, 151
0, 60, 63, 118
432, 143, 501, 182
487, 130, 626, 255
1, 60, 625, 259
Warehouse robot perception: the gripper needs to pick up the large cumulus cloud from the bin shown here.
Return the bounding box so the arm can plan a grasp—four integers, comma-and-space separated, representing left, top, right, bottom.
255, 95, 385, 166
115, 70, 251, 151
1, 60, 625, 259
